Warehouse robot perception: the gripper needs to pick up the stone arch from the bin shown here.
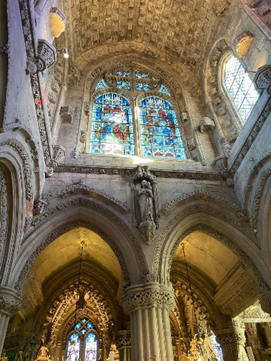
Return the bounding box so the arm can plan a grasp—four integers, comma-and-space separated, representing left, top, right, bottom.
10, 199, 148, 291
0, 141, 30, 286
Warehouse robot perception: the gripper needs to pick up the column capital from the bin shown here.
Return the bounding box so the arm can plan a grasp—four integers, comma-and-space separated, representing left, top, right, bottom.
122, 282, 175, 314
115, 330, 131, 351
0, 286, 22, 316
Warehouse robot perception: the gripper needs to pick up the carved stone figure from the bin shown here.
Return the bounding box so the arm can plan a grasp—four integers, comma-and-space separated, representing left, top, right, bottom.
137, 180, 154, 222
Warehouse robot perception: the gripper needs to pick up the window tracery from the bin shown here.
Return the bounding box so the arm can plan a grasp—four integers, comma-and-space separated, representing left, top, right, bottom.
223, 55, 259, 124
66, 319, 98, 361
88, 66, 186, 159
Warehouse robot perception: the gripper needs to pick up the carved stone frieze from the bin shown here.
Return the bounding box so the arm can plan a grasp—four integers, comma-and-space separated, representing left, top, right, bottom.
0, 287, 22, 316
122, 282, 175, 313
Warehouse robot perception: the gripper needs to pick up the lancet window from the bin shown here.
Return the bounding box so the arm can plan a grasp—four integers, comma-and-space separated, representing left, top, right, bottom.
223, 55, 259, 124
89, 66, 187, 159
66, 319, 98, 361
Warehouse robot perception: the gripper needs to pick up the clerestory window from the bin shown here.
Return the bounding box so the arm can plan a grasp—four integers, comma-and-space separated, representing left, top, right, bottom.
89, 66, 186, 159
223, 55, 259, 124
67, 319, 98, 361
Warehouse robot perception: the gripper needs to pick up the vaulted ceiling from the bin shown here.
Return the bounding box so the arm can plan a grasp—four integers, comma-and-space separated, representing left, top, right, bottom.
64, 0, 232, 72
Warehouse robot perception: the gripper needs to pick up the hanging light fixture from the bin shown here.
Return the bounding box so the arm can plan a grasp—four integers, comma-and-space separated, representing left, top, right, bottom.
75, 241, 86, 323
181, 242, 204, 353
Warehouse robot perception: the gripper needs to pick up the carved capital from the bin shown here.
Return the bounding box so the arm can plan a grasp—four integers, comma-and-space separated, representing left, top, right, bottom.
122, 282, 175, 314
216, 328, 239, 360
115, 330, 131, 350
254, 64, 271, 94
0, 286, 22, 316
138, 220, 156, 245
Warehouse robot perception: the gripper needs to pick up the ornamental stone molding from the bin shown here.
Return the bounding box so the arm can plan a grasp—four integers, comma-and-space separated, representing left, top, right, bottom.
122, 282, 175, 314
0, 43, 8, 54
254, 64, 271, 93
0, 287, 22, 316
198, 117, 216, 133
0, 167, 8, 268
115, 330, 131, 350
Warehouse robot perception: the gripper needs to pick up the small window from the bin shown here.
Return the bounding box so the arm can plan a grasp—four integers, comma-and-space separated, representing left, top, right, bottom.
224, 55, 259, 124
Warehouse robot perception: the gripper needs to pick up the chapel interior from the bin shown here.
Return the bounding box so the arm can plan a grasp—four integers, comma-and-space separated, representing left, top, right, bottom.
1, 0, 271, 360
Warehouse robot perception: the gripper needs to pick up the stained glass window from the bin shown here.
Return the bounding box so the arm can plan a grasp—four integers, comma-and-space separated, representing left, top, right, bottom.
139, 96, 186, 158
224, 55, 259, 123
84, 333, 98, 361
67, 333, 80, 361
210, 331, 223, 361
159, 84, 171, 96
90, 93, 134, 155
95, 79, 108, 91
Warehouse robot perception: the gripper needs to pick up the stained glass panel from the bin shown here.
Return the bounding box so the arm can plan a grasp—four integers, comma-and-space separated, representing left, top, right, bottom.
159, 84, 171, 96
87, 322, 94, 329
210, 331, 223, 361
139, 96, 186, 159
74, 322, 81, 330
90, 93, 134, 155
84, 333, 98, 361
95, 79, 108, 91
67, 333, 80, 361
224, 55, 259, 123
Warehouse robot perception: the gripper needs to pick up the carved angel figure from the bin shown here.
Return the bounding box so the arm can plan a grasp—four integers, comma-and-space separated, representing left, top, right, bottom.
137, 180, 154, 222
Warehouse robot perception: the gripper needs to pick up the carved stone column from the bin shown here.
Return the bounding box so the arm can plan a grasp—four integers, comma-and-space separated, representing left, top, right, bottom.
122, 282, 175, 361
216, 328, 239, 361
0, 286, 22, 353
232, 318, 249, 361
115, 330, 131, 361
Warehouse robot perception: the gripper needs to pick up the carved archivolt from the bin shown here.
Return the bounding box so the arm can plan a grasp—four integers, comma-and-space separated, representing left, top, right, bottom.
0, 166, 8, 269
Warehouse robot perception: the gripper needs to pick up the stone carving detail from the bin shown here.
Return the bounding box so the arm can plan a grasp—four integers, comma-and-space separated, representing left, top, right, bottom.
213, 154, 233, 185
115, 330, 131, 350
0, 43, 8, 54
60, 106, 75, 123
244, 0, 271, 29
45, 145, 65, 177
0, 286, 22, 316
34, 199, 48, 215
122, 282, 175, 314
26, 40, 57, 74
0, 167, 8, 267
254, 64, 271, 94
34, 343, 51, 361
187, 138, 196, 151
80, 130, 87, 143
235, 31, 254, 58
198, 117, 216, 133
133, 166, 159, 244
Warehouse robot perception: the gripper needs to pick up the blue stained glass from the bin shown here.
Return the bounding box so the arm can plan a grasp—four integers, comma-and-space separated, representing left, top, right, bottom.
85, 333, 98, 361
210, 331, 223, 361
136, 82, 151, 91
135, 71, 149, 79
116, 80, 131, 90
224, 55, 259, 124
81, 319, 87, 324
74, 322, 81, 330
67, 333, 80, 361
90, 93, 134, 155
159, 84, 171, 96
139, 96, 186, 159
87, 322, 94, 329
95, 79, 108, 91
81, 329, 87, 335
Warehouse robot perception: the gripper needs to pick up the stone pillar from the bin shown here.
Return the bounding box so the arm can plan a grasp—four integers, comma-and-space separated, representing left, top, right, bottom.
0, 286, 22, 354
216, 328, 239, 361
115, 330, 131, 361
122, 282, 175, 361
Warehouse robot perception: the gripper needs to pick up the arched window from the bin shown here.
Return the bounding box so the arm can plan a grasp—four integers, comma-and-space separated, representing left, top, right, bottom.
224, 55, 259, 124
89, 66, 186, 159
66, 319, 98, 361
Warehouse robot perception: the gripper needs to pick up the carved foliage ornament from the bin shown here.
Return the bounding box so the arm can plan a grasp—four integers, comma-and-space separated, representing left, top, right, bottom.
0, 286, 22, 316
